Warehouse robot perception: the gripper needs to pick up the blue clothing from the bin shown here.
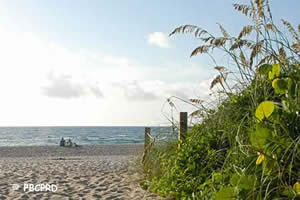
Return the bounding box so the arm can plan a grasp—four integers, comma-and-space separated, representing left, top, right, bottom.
60, 138, 65, 147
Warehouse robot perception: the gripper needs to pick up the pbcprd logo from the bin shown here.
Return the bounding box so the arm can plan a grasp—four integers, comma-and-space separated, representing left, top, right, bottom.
11, 184, 58, 192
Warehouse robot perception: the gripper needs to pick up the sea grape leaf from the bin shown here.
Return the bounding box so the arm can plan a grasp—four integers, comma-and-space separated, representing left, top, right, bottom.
239, 175, 256, 190
273, 64, 280, 75
230, 174, 239, 186
272, 78, 288, 94
213, 172, 223, 183
294, 182, 300, 196
268, 64, 280, 80
250, 125, 272, 149
255, 101, 275, 122
214, 187, 237, 200
258, 64, 272, 76
286, 78, 295, 95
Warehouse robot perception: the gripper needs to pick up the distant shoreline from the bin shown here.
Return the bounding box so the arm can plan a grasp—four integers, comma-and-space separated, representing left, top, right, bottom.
0, 126, 172, 146
0, 143, 144, 148
0, 125, 171, 128
0, 144, 144, 159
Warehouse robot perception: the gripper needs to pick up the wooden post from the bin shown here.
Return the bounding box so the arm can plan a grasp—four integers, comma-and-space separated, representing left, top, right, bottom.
178, 112, 188, 141
144, 127, 151, 149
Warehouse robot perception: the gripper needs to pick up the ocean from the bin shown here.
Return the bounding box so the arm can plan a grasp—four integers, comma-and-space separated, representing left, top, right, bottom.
0, 126, 174, 146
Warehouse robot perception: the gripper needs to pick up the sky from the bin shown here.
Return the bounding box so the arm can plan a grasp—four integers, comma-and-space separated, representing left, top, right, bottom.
0, 0, 299, 126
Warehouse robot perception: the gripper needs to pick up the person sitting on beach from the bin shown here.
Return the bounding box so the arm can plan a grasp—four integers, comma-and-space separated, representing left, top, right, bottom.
66, 139, 72, 147
59, 137, 65, 147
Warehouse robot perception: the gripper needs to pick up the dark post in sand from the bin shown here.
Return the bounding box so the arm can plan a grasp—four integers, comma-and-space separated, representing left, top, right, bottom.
178, 112, 188, 143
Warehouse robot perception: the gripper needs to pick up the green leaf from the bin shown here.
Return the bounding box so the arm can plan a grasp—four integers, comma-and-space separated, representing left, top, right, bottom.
250, 125, 272, 149
282, 100, 291, 113
273, 64, 280, 75
281, 186, 295, 198
272, 78, 288, 94
239, 175, 256, 190
268, 64, 280, 80
255, 101, 275, 122
230, 174, 257, 190
230, 174, 239, 186
214, 187, 237, 200
258, 64, 272, 76
294, 182, 300, 196
213, 172, 223, 183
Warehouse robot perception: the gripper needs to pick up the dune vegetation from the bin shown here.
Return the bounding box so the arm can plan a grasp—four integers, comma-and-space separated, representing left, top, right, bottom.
141, 0, 300, 199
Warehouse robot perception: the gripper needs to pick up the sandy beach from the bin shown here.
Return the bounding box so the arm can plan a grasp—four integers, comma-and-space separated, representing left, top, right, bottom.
0, 144, 160, 200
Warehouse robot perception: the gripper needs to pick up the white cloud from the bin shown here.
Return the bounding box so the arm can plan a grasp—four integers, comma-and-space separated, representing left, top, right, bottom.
113, 79, 211, 102
115, 81, 158, 101
0, 22, 213, 126
42, 72, 104, 99
147, 32, 172, 48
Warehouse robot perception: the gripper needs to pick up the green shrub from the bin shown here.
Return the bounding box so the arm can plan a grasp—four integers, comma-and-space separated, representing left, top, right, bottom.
143, 0, 300, 199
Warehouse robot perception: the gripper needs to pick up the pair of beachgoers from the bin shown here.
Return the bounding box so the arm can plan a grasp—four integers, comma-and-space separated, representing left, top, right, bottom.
60, 137, 77, 147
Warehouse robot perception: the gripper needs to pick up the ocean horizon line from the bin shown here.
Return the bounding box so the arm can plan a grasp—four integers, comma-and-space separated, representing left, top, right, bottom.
0, 125, 172, 128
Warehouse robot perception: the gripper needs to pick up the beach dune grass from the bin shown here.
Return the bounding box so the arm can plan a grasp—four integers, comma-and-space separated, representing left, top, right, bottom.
143, 0, 300, 199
